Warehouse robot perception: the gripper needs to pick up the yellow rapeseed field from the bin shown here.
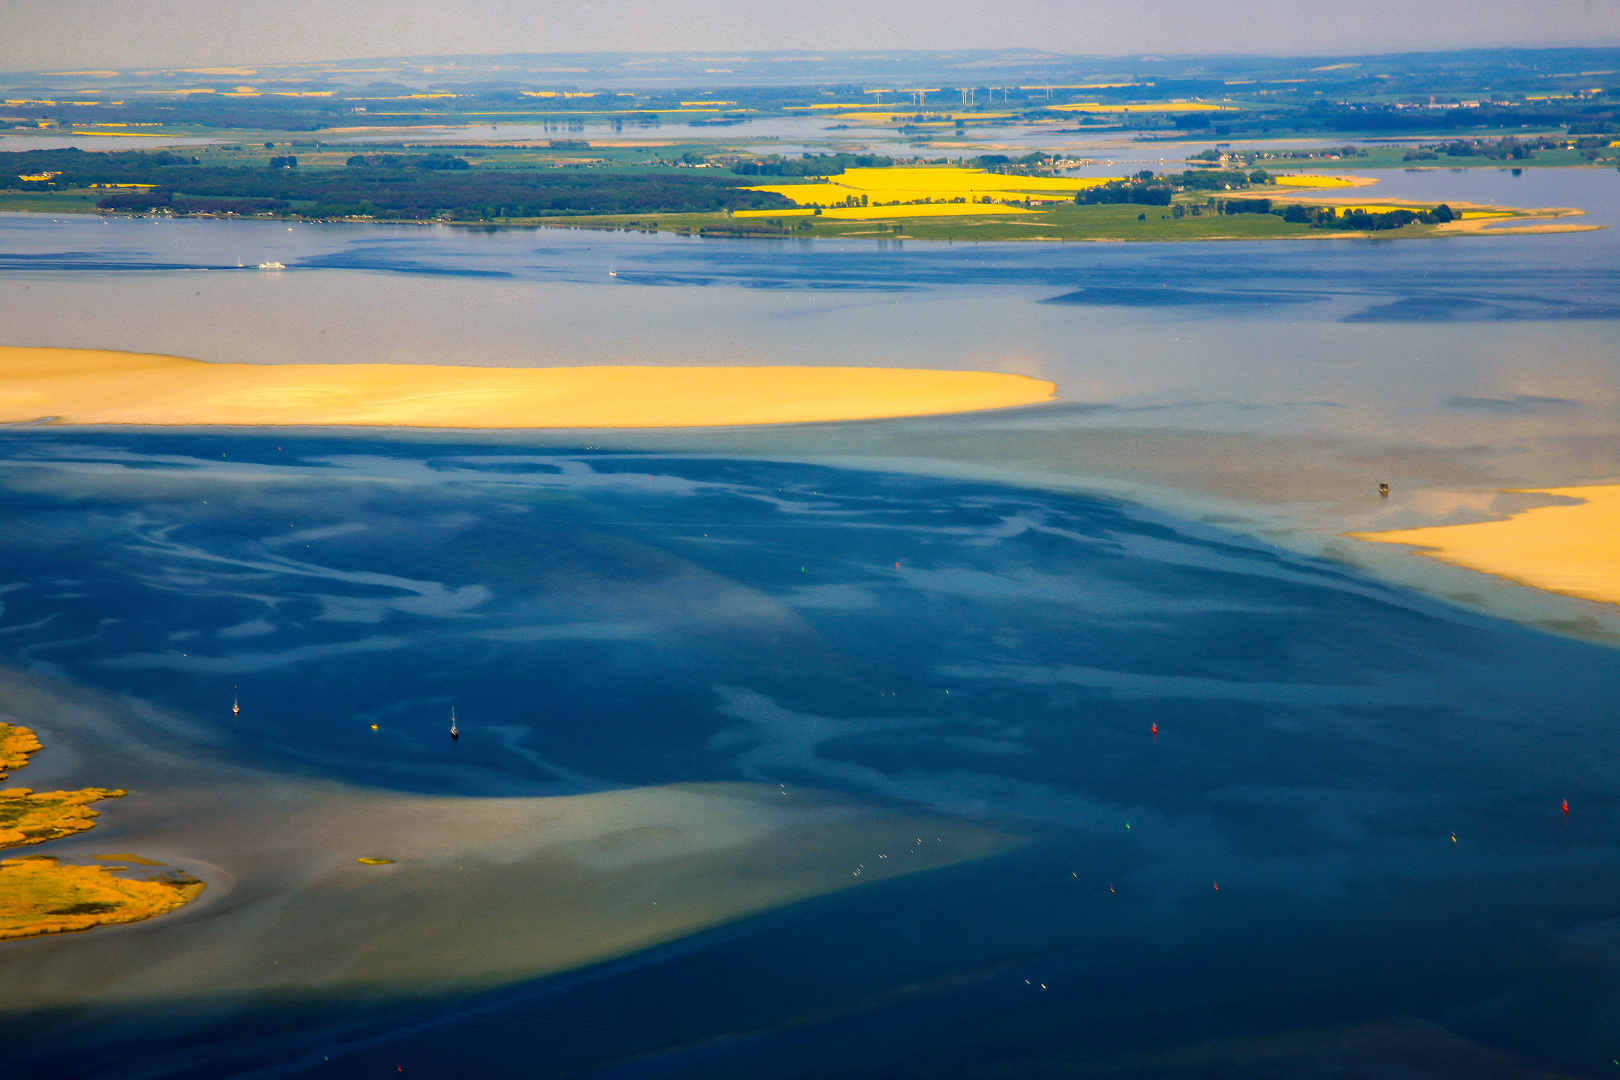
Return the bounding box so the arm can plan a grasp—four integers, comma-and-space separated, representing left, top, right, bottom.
818, 203, 1037, 219
735, 205, 1036, 219
1271, 175, 1356, 188
820, 112, 1021, 124
1330, 204, 1431, 214
1049, 102, 1231, 113
743, 166, 1116, 210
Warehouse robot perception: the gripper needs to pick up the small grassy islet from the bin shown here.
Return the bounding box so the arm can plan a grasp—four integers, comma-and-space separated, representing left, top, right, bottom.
0, 722, 203, 941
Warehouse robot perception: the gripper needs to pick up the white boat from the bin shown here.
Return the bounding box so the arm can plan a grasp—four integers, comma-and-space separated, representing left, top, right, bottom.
256, 261, 285, 270
450, 707, 458, 741
232, 690, 240, 718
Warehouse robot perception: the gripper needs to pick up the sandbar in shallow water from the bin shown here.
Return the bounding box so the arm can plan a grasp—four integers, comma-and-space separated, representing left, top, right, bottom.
0, 347, 1055, 429
1348, 485, 1620, 607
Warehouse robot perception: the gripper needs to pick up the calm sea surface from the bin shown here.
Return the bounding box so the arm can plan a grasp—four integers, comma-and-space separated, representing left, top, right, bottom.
0, 164, 1617, 1078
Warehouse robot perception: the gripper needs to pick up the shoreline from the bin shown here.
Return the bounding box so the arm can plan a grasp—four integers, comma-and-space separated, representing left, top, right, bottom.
0, 199, 1595, 243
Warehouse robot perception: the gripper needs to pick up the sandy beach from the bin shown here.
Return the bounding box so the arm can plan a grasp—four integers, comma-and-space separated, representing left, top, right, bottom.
0, 347, 1055, 429
1349, 485, 1620, 607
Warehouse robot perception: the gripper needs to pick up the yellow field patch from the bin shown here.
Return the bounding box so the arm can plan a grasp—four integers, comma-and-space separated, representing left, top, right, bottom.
732, 208, 817, 218
1331, 204, 1431, 215
1049, 102, 1231, 113
1271, 175, 1356, 188
744, 166, 1117, 209
819, 203, 1037, 219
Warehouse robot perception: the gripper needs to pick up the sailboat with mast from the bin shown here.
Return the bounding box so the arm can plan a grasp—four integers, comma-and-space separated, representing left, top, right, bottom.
450, 707, 458, 741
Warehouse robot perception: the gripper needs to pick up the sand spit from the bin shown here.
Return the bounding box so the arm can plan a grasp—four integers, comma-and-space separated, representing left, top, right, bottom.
0, 723, 202, 940
0, 670, 1028, 1009
0, 347, 1056, 429
1348, 485, 1620, 607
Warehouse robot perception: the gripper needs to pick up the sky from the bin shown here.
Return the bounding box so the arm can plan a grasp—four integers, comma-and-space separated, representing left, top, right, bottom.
1, 0, 1617, 71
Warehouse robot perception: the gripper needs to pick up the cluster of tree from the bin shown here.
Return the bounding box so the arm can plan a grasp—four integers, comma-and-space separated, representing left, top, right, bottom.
1075, 172, 1174, 206
1438, 137, 1533, 160
968, 152, 1054, 174
2, 148, 201, 188
95, 192, 290, 214
697, 221, 800, 237
4, 147, 796, 220
345, 153, 470, 170
1272, 202, 1456, 229
731, 152, 894, 176
1291, 101, 1606, 135
1164, 169, 1268, 191
267, 155, 298, 169
1070, 167, 1275, 208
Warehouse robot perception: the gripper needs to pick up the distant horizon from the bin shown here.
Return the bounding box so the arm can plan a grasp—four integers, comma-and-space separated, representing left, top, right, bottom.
5, 43, 1620, 89
2, 0, 1616, 73
14, 43, 1620, 68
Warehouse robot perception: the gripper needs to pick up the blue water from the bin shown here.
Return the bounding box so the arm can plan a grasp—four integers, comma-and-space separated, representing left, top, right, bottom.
1, 163, 1619, 1077
2, 432, 1620, 1078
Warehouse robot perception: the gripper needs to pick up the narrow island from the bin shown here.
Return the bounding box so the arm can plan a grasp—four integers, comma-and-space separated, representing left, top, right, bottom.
1348, 485, 1620, 607
0, 722, 202, 941
1, 145, 1592, 243
0, 346, 1056, 428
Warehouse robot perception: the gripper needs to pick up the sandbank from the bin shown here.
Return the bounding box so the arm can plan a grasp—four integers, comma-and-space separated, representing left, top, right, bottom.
1348, 485, 1620, 606
0, 347, 1055, 429
0, 668, 1029, 1009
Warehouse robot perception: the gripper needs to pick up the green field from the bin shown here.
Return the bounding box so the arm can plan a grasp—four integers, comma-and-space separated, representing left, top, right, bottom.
517, 202, 1456, 242
0, 188, 103, 213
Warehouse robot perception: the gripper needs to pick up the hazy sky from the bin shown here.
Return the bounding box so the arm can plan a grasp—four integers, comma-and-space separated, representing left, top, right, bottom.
2, 0, 1617, 71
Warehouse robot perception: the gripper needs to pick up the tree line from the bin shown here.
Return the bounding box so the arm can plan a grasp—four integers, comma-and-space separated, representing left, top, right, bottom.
731, 153, 894, 176
1, 148, 795, 220
1075, 169, 1272, 206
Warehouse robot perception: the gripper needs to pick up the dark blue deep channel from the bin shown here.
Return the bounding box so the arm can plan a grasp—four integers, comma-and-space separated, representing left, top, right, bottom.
2, 431, 1619, 1079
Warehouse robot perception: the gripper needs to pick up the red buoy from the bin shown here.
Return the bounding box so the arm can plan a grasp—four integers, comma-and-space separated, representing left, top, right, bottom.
1151, 723, 1158, 738
1563, 800, 1570, 816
